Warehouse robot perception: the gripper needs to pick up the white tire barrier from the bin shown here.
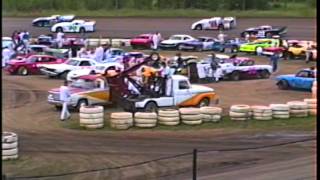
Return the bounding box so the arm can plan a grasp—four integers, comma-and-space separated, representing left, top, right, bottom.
180, 108, 203, 125
134, 112, 157, 128
2, 132, 18, 160
270, 104, 290, 119
304, 98, 317, 116
251, 106, 273, 120
158, 109, 180, 126
110, 112, 133, 130
287, 101, 308, 118
200, 106, 222, 122
79, 106, 104, 129
229, 105, 251, 121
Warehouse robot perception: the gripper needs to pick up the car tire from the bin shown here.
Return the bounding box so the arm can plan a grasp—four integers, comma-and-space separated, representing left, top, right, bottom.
288, 52, 294, 60
277, 80, 289, 90
55, 105, 62, 111
218, 25, 224, 31
195, 46, 202, 52
56, 27, 63, 33
259, 70, 270, 79
60, 71, 69, 79
77, 99, 89, 110
17, 66, 28, 76
266, 32, 272, 38
177, 44, 183, 51
230, 71, 240, 81
198, 98, 210, 107
80, 27, 86, 33
195, 24, 202, 30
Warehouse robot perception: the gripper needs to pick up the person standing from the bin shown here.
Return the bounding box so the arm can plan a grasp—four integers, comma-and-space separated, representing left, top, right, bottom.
56, 31, 64, 48
94, 44, 105, 62
305, 42, 313, 64
217, 30, 225, 43
209, 53, 219, 82
152, 33, 159, 50
270, 51, 280, 73
157, 32, 162, 49
60, 80, 71, 121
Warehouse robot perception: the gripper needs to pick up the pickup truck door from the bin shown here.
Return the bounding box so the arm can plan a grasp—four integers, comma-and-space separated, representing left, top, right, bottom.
174, 80, 193, 105
83, 79, 110, 104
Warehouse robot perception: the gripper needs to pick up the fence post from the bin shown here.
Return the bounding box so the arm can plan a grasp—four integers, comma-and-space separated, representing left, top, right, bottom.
193, 148, 197, 180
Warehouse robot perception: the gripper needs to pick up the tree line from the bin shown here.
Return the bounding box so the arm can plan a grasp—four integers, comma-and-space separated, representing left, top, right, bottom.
3, 0, 316, 11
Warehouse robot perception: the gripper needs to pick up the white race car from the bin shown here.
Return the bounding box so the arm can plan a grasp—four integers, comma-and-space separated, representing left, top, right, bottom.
32, 14, 75, 27
66, 62, 124, 81
159, 34, 196, 50
191, 17, 236, 30
51, 20, 96, 33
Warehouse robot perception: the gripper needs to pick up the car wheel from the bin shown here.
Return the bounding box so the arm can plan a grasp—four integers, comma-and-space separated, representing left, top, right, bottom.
79, 27, 86, 33
60, 71, 69, 79
144, 102, 158, 112
56, 27, 63, 33
218, 25, 224, 31
277, 80, 289, 90
76, 99, 88, 110
17, 67, 28, 76
256, 47, 263, 55
195, 24, 202, 30
177, 44, 183, 50
288, 52, 294, 60
55, 105, 62, 111
266, 32, 272, 38
232, 46, 238, 53
195, 46, 202, 52
198, 98, 209, 107
259, 70, 270, 79
230, 71, 240, 81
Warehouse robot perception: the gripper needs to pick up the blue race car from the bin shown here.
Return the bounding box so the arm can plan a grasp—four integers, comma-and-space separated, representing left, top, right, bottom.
276, 69, 315, 91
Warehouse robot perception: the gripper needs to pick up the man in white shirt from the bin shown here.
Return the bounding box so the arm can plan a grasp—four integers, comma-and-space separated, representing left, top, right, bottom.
56, 32, 64, 48
217, 30, 225, 43
94, 44, 105, 62
157, 32, 162, 48
60, 80, 71, 121
152, 33, 159, 50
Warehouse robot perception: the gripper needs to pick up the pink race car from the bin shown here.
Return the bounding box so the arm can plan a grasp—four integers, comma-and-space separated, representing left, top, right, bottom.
5, 54, 66, 76
130, 34, 154, 49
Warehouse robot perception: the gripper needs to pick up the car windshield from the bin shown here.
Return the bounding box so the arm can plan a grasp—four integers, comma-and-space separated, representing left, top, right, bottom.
69, 79, 96, 89
27, 56, 38, 63
169, 36, 182, 40
2, 40, 13, 48
65, 59, 79, 66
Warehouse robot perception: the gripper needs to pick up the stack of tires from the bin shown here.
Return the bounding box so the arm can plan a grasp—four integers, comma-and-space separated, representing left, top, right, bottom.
2, 132, 18, 160
312, 81, 317, 99
251, 106, 273, 120
270, 104, 290, 119
110, 112, 133, 130
200, 107, 223, 122
134, 112, 157, 128
158, 109, 180, 126
304, 98, 317, 116
229, 105, 251, 121
79, 106, 104, 129
287, 101, 308, 118
180, 108, 202, 125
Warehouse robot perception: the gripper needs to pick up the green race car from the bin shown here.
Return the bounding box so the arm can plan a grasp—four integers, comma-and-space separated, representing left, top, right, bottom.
239, 39, 280, 54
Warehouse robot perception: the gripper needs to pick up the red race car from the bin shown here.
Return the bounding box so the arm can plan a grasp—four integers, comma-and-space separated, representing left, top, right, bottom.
130, 34, 154, 49
5, 55, 66, 76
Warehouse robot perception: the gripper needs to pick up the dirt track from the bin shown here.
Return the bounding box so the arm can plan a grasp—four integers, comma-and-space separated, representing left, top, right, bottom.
2, 17, 317, 40
2, 17, 317, 179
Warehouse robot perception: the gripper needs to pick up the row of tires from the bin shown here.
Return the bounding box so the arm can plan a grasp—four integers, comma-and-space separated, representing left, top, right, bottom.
2, 132, 19, 161
78, 98, 316, 130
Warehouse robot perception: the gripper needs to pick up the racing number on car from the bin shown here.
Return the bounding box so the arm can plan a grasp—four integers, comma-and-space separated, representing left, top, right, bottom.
69, 24, 79, 32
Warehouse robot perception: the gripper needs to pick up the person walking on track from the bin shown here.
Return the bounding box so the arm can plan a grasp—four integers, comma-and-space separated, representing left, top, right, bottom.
60, 80, 71, 121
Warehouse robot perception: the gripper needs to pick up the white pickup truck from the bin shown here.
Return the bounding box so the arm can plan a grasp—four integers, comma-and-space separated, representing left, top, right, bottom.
123, 75, 219, 112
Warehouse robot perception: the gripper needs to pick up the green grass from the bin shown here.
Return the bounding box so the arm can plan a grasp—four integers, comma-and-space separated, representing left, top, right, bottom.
62, 115, 316, 132
2, 8, 316, 18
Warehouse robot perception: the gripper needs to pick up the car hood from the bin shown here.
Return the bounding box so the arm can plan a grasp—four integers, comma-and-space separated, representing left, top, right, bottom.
161, 39, 189, 44
33, 17, 53, 22
276, 74, 295, 80
190, 84, 214, 93
182, 40, 202, 45
49, 87, 85, 94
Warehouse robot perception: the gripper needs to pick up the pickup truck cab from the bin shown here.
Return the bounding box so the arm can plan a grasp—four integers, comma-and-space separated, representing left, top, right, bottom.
125, 75, 218, 112
48, 75, 110, 109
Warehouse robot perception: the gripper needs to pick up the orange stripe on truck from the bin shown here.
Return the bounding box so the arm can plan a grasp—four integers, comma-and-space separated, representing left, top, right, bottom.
179, 92, 217, 106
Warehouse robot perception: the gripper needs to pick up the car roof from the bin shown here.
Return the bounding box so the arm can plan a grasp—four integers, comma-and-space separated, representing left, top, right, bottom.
69, 57, 95, 61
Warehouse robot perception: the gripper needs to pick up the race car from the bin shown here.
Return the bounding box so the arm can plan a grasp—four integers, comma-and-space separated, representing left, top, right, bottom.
32, 14, 75, 27
5, 55, 66, 76
239, 38, 280, 54
191, 17, 236, 30
276, 68, 315, 91
159, 34, 196, 50
130, 34, 154, 49
240, 25, 287, 38
178, 36, 217, 51
286, 40, 317, 60
51, 20, 96, 33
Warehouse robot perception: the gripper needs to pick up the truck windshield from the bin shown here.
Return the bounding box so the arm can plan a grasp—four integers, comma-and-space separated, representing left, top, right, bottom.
69, 79, 96, 89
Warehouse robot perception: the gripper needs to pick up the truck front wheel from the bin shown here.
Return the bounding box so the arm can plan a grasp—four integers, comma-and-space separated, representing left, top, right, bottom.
198, 98, 209, 107
144, 102, 158, 112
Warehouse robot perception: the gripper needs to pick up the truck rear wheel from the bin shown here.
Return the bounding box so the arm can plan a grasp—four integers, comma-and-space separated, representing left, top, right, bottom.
144, 102, 158, 112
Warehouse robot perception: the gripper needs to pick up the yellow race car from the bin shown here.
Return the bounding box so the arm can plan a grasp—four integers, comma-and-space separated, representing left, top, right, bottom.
287, 40, 317, 60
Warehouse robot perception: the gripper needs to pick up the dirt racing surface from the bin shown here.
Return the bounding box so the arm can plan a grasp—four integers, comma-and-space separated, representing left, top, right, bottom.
2, 17, 317, 179
2, 17, 317, 40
